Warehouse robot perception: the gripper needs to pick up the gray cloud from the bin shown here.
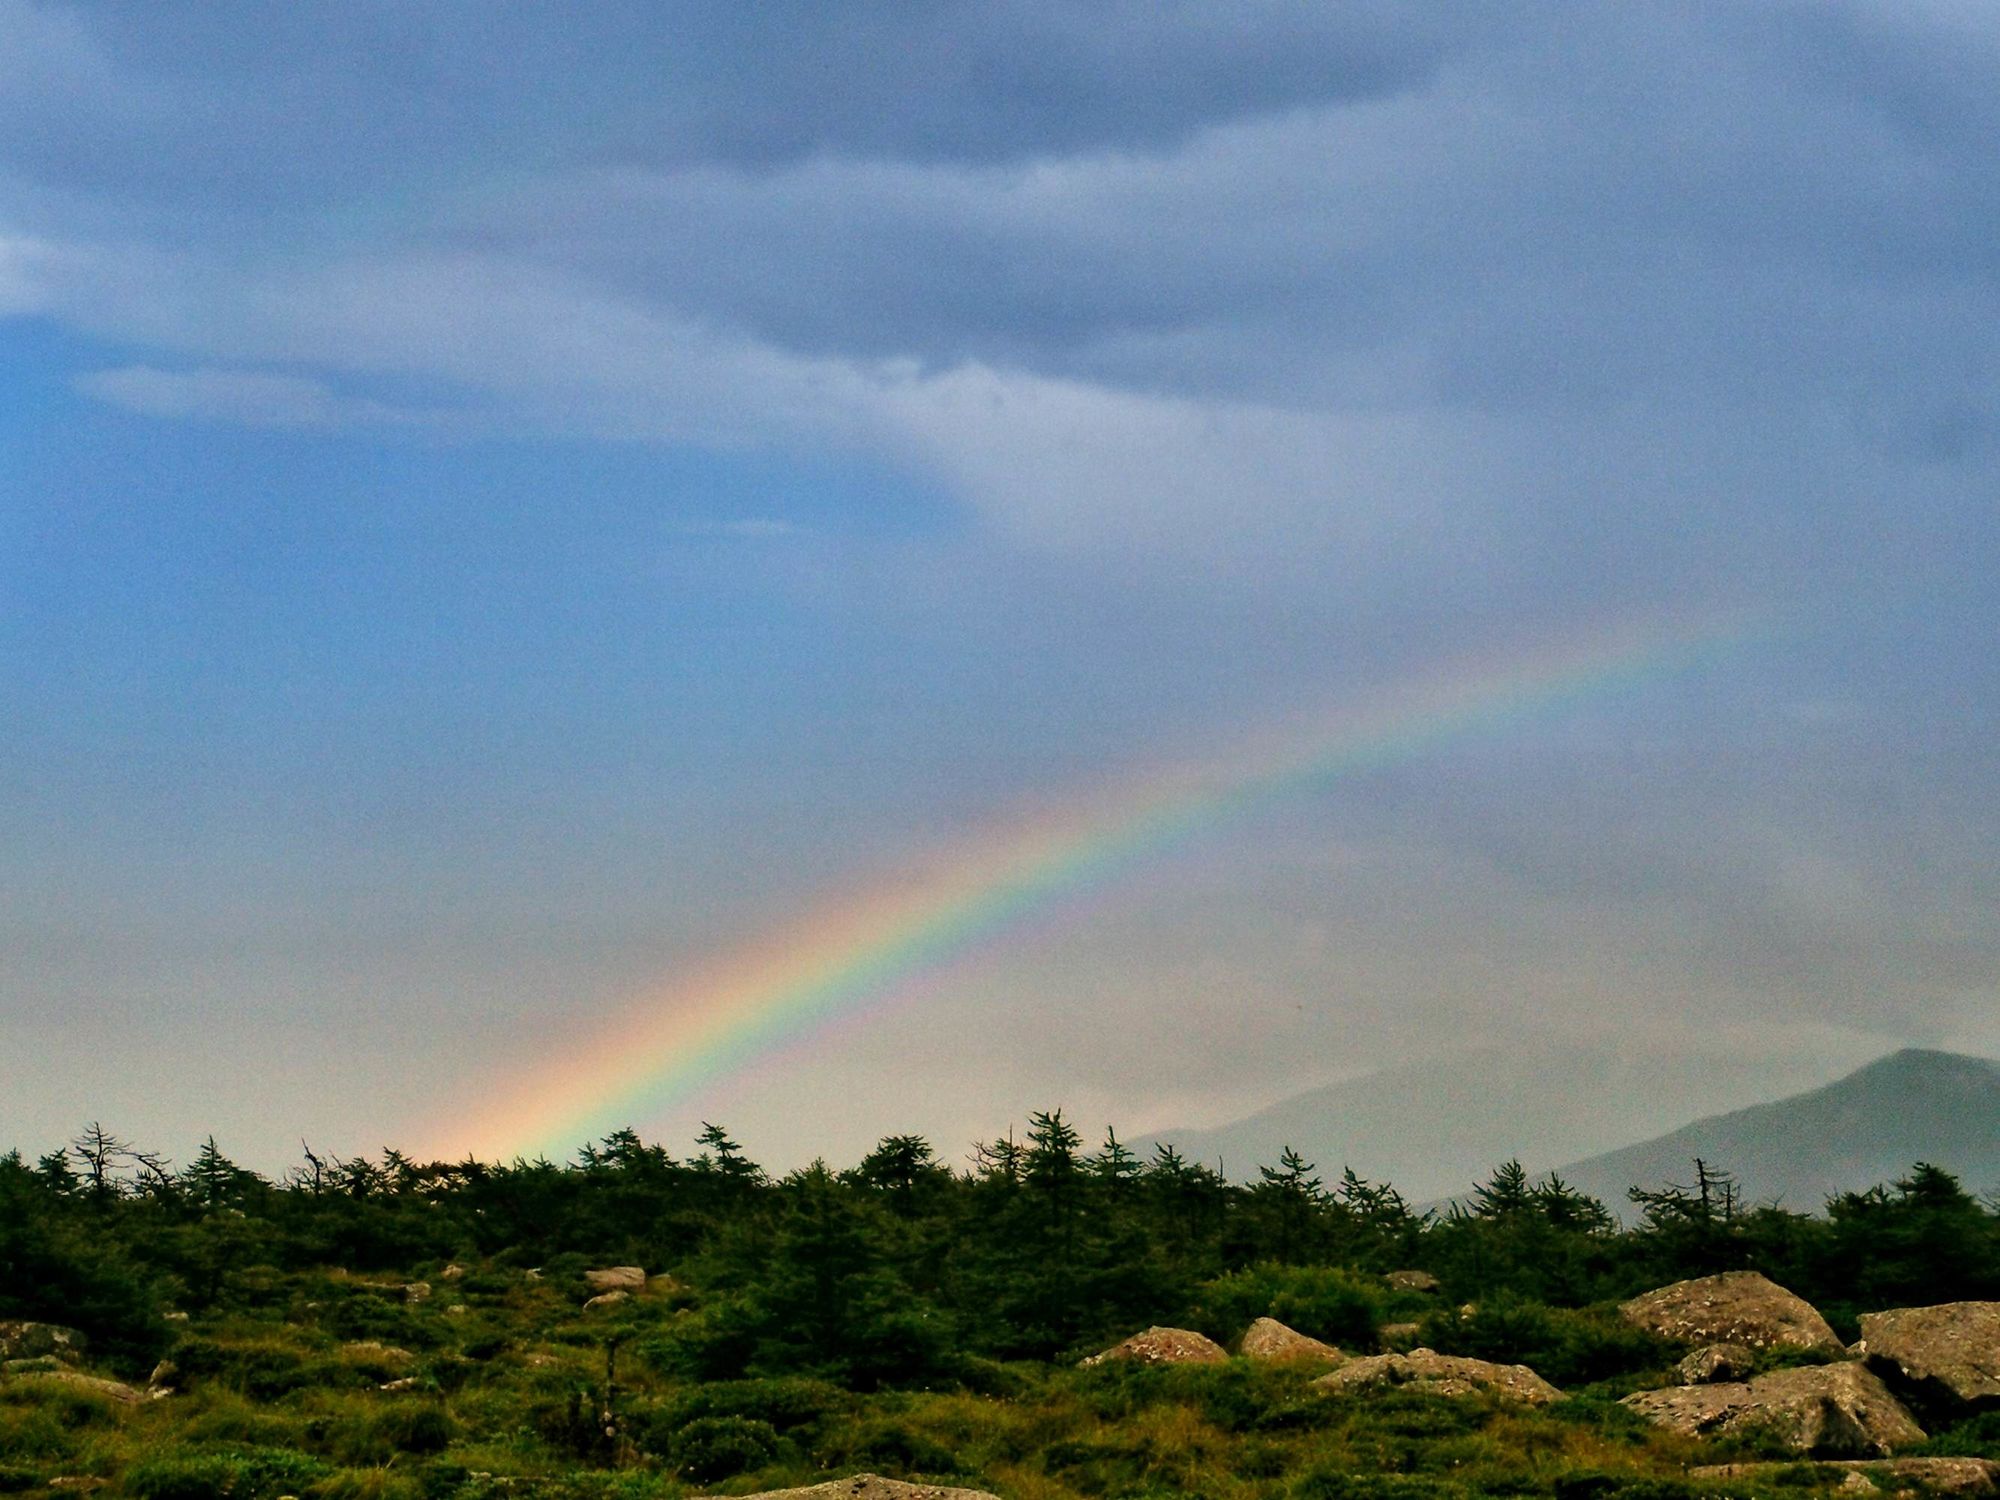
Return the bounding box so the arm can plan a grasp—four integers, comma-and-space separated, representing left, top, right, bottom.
4, 1, 1998, 1162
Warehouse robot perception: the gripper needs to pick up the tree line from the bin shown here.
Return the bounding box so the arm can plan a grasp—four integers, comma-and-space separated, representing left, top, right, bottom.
4, 1113, 1995, 1384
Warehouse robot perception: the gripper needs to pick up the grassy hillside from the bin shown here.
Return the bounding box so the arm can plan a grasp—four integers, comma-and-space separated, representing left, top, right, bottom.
4, 1113, 1999, 1497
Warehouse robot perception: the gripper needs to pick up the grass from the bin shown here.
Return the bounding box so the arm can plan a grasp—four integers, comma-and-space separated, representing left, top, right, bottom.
0, 1261, 1979, 1498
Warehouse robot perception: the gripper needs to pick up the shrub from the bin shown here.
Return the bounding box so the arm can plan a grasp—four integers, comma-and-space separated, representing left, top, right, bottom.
371, 1401, 456, 1455
1418, 1297, 1673, 1387
1197, 1264, 1384, 1349
1187, 1362, 1334, 1434
1912, 1410, 2000, 1459
639, 1376, 847, 1451
0, 1406, 70, 1463
665, 1414, 781, 1483
842, 1419, 964, 1477
309, 1473, 424, 1500
1550, 1479, 1712, 1500
171, 1335, 337, 1399
1290, 1470, 1469, 1500
126, 1447, 331, 1500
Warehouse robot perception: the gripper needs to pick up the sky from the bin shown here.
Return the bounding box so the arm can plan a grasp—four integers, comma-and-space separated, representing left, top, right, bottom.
2, 1, 1996, 1178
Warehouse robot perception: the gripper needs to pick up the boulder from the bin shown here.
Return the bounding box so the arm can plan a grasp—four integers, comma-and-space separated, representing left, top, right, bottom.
1239, 1317, 1345, 1365
403, 1281, 431, 1304
1313, 1348, 1563, 1404
0, 1321, 86, 1363
1621, 1362, 1925, 1456
15, 1371, 145, 1405
1856, 1302, 2000, 1413
1692, 1460, 2000, 1496
1080, 1326, 1227, 1367
1677, 1343, 1757, 1384
583, 1290, 630, 1311
1619, 1271, 1843, 1356
1386, 1270, 1441, 1293
584, 1266, 646, 1293
694, 1477, 998, 1500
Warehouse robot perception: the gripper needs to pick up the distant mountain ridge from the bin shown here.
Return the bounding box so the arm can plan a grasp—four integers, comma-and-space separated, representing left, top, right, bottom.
1551, 1047, 2000, 1214
1137, 1034, 1888, 1204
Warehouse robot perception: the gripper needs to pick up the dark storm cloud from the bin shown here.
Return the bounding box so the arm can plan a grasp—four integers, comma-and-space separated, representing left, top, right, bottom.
0, 0, 1488, 213
5, 0, 2000, 1164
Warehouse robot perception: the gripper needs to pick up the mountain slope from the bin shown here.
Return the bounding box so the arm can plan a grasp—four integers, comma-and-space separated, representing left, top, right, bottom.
1138, 1035, 1884, 1203
1553, 1048, 2000, 1212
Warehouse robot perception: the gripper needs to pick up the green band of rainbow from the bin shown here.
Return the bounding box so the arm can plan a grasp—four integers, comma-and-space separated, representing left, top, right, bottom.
436, 614, 1755, 1163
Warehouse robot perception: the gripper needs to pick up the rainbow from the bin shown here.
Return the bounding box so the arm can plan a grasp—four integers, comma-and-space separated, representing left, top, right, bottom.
438, 614, 1754, 1162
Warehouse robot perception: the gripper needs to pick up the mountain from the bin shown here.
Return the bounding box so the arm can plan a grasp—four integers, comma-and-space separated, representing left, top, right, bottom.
1137, 1034, 1886, 1204
1552, 1048, 2000, 1213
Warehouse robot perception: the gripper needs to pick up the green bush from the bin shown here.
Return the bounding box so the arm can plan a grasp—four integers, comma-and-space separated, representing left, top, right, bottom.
126, 1446, 331, 1500
1197, 1263, 1384, 1349
0, 1209, 171, 1373
654, 1376, 848, 1435
1418, 1297, 1674, 1387
1551, 1477, 1712, 1500
1291, 1470, 1469, 1500
0, 1406, 70, 1463
842, 1418, 964, 1477
372, 1401, 457, 1455
665, 1413, 782, 1483
171, 1335, 339, 1399
1912, 1410, 2000, 1459
309, 1472, 424, 1500
1187, 1362, 1335, 1433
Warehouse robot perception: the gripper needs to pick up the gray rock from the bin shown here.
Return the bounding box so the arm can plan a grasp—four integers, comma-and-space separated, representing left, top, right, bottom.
1386, 1270, 1442, 1293
1619, 1270, 1844, 1356
1857, 1302, 2000, 1413
1239, 1317, 1345, 1365
0, 1321, 86, 1362
1622, 1362, 1925, 1456
1692, 1459, 2000, 1496
1314, 1348, 1563, 1404
1080, 1326, 1227, 1367
14, 1371, 145, 1405
1677, 1342, 1757, 1384
584, 1266, 646, 1293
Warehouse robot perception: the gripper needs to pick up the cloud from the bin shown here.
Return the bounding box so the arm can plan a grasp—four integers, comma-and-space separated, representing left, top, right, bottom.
74, 363, 431, 428
0, 2, 1987, 607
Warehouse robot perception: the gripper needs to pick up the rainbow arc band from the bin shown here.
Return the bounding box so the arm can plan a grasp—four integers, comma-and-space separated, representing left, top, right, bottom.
439, 614, 1754, 1163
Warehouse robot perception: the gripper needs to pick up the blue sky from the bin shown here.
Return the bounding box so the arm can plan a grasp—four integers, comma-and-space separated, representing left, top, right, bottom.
2, 1, 1996, 1172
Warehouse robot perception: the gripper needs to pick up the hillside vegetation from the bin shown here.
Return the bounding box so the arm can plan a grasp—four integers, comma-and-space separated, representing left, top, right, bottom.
4, 1115, 1999, 1498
